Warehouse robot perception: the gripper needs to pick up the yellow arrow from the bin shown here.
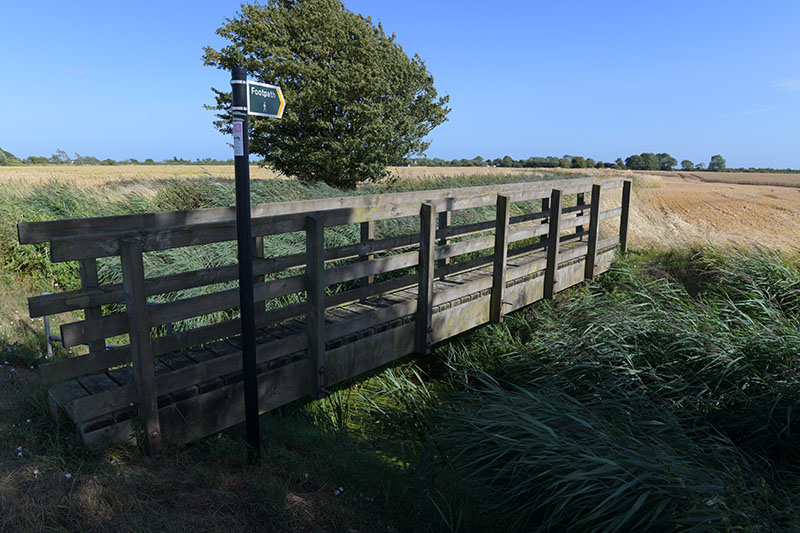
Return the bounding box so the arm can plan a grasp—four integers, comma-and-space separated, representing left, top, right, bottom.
276, 88, 285, 118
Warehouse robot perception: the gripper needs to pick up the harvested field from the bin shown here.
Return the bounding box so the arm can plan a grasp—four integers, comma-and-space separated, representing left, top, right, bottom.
633, 169, 800, 189
627, 172, 800, 250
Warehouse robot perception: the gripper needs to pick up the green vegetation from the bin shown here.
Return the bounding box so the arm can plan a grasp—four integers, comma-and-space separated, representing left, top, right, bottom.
203, 0, 450, 188
1, 174, 799, 530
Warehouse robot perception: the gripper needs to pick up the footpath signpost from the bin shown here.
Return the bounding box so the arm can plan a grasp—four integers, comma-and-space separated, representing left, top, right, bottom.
230, 67, 284, 464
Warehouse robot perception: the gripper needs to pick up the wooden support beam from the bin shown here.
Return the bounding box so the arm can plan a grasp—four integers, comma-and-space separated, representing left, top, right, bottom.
79, 259, 105, 354
119, 237, 162, 457
490, 195, 511, 323
584, 184, 602, 280
437, 210, 451, 279
416, 203, 436, 355
539, 197, 549, 243
575, 193, 585, 238
544, 189, 563, 299
253, 236, 265, 315
619, 180, 632, 253
359, 221, 374, 294
305, 216, 325, 398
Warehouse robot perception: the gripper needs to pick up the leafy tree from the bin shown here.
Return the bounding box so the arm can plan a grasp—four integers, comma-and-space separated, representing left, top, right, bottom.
49, 149, 71, 165
24, 156, 49, 165
708, 154, 726, 172
695, 162, 706, 170
615, 158, 626, 170
681, 159, 694, 170
558, 157, 571, 168
203, 0, 450, 188
571, 156, 587, 169
657, 152, 677, 170
594, 160, 604, 169
624, 155, 642, 170
0, 148, 21, 166
585, 157, 596, 169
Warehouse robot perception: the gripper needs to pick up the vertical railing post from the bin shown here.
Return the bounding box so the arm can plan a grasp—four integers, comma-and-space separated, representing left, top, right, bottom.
619, 180, 632, 253
79, 259, 105, 353
544, 189, 563, 300
584, 184, 602, 280
437, 210, 451, 279
306, 215, 326, 398
575, 192, 586, 238
119, 237, 162, 457
252, 236, 265, 316
359, 221, 374, 295
490, 195, 511, 323
539, 197, 550, 243
416, 203, 436, 355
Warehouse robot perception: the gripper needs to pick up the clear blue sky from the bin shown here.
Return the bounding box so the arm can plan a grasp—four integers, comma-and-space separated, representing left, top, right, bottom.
2, 1, 799, 168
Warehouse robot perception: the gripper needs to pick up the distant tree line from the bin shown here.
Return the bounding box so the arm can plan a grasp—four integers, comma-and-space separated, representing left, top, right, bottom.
410, 153, 800, 174
0, 148, 233, 166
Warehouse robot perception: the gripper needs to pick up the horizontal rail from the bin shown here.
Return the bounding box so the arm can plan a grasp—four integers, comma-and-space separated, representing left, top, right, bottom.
20, 177, 599, 244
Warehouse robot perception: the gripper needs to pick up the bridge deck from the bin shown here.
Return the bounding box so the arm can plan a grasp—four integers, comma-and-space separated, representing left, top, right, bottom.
48, 239, 617, 448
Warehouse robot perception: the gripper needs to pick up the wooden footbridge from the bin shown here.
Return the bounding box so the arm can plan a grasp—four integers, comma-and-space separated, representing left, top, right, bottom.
18, 177, 631, 454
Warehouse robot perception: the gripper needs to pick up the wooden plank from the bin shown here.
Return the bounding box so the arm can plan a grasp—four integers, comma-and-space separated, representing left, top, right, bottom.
325, 323, 416, 386
437, 210, 451, 278
305, 215, 325, 398
59, 274, 306, 348
585, 184, 601, 280
48, 180, 600, 263
544, 189, 563, 300
48, 380, 89, 424
359, 221, 374, 291
490, 195, 510, 323
119, 237, 162, 457
620, 180, 632, 253
79, 259, 105, 354
71, 331, 308, 424
575, 193, 585, 236
431, 290, 491, 344
253, 236, 265, 315
324, 250, 419, 286
416, 203, 435, 355
40, 347, 131, 385
540, 197, 549, 243
21, 177, 595, 244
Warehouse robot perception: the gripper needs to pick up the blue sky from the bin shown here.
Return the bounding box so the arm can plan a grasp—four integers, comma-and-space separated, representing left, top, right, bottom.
2, 1, 799, 168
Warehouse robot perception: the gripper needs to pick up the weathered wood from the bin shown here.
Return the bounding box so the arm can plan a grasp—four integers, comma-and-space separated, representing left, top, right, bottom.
416, 203, 436, 355
585, 184, 602, 280
359, 221, 374, 291
540, 197, 549, 243
490, 195, 511, 323
619, 180, 632, 252
60, 274, 307, 348
119, 237, 162, 457
49, 180, 601, 263
324, 250, 419, 286
305, 215, 325, 398
21, 178, 595, 244
79, 259, 105, 353
253, 236, 265, 315
575, 193, 585, 237
437, 210, 451, 278
544, 189, 563, 300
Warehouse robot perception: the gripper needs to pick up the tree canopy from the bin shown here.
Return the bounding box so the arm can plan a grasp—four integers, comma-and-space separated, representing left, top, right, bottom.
708, 154, 726, 172
203, 0, 450, 188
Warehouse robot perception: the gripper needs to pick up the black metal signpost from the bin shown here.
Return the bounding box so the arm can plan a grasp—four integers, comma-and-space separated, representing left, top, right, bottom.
230, 67, 285, 465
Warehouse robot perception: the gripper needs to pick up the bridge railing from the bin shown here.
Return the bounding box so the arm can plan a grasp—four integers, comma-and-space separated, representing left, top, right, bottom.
18, 177, 630, 453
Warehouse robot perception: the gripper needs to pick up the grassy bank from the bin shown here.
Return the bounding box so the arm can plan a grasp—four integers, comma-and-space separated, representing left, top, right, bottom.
1, 174, 798, 530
